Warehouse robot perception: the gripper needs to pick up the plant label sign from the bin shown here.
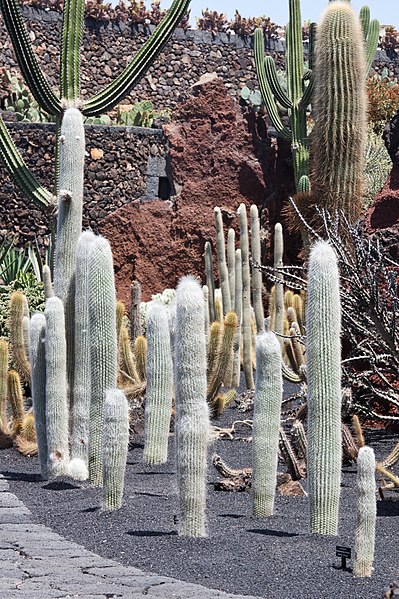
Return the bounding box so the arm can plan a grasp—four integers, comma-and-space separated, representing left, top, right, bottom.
336, 545, 351, 570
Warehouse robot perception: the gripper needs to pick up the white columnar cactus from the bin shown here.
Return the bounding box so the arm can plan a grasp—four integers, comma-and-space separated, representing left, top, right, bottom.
307, 240, 342, 535
273, 223, 284, 339
237, 203, 254, 390
102, 389, 129, 511
354, 446, 377, 577
30, 313, 47, 479
250, 204, 264, 333
204, 241, 216, 323
227, 228, 236, 309
252, 332, 282, 517
214, 207, 231, 314
44, 297, 69, 478
232, 248, 242, 388
143, 302, 173, 465
175, 276, 210, 537
70, 230, 96, 481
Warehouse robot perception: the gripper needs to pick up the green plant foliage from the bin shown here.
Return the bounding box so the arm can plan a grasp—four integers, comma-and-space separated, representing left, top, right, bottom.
1, 70, 53, 123
116, 100, 170, 127
0, 278, 45, 339
364, 126, 392, 207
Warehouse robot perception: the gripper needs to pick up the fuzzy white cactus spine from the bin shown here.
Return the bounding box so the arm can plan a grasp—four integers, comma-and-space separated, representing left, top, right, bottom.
354, 446, 377, 577
88, 235, 118, 487
70, 231, 96, 481
30, 313, 47, 479
307, 240, 342, 535
102, 389, 129, 511
214, 207, 231, 314
237, 203, 254, 390
143, 302, 173, 465
53, 108, 85, 416
250, 205, 264, 333
175, 276, 210, 537
44, 297, 69, 478
252, 332, 282, 517
273, 223, 284, 340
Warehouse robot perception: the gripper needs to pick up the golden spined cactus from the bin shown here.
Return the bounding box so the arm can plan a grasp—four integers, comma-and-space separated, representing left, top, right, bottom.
207, 321, 222, 379
0, 340, 9, 434
116, 301, 125, 347
214, 294, 223, 324
284, 289, 294, 311
9, 291, 31, 383
207, 311, 238, 411
133, 335, 147, 384
14, 411, 38, 457
7, 369, 25, 437
119, 324, 139, 384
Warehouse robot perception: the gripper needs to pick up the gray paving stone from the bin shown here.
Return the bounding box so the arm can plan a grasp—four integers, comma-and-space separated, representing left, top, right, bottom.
0, 511, 31, 523
0, 492, 27, 508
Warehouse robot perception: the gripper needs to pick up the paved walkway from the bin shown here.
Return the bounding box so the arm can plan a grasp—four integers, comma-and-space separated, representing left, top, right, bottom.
0, 475, 263, 599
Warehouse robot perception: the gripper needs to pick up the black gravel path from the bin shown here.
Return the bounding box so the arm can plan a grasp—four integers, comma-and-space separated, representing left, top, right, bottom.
1, 402, 398, 599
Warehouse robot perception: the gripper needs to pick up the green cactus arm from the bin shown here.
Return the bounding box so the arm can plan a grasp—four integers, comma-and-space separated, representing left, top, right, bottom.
254, 29, 291, 141
286, 1, 304, 105
308, 22, 316, 71
60, 0, 85, 101
364, 19, 379, 76
0, 0, 62, 114
263, 57, 292, 109
359, 6, 370, 41
299, 71, 314, 110
0, 117, 54, 209
82, 0, 190, 116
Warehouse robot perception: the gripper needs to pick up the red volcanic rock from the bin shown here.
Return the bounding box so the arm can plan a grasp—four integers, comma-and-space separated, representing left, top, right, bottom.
99, 78, 266, 306
363, 162, 399, 232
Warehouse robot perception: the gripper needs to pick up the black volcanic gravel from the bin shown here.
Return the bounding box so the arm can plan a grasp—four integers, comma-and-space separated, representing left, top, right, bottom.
1, 400, 398, 599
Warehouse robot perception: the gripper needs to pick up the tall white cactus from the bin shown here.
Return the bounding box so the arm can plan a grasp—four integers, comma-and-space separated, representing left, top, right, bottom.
102, 389, 129, 511
307, 241, 342, 535
175, 276, 210, 537
354, 446, 377, 577
30, 313, 47, 479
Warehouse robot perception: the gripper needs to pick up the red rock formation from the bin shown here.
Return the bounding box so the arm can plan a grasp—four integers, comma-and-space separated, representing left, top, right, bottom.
99, 78, 266, 306
363, 162, 399, 232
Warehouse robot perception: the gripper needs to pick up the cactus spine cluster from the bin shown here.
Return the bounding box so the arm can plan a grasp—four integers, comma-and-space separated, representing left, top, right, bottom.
102, 388, 129, 511
30, 313, 47, 478
45, 297, 69, 478
252, 332, 282, 517
88, 236, 118, 487
311, 2, 367, 222
175, 276, 209, 537
354, 446, 377, 577
307, 241, 342, 535
143, 302, 173, 465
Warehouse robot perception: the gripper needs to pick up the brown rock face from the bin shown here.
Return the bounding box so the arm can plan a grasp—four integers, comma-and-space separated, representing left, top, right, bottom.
99, 79, 266, 305
363, 162, 399, 232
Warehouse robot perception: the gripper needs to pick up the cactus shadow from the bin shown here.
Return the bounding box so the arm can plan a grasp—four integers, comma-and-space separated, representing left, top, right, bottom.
127, 530, 178, 537
1, 470, 42, 483
219, 513, 246, 519
247, 528, 299, 538
42, 481, 81, 491
377, 499, 399, 517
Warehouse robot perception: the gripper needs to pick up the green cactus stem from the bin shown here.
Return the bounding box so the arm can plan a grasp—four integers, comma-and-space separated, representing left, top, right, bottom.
252, 332, 282, 517
9, 290, 31, 383
250, 205, 264, 333
45, 296, 69, 478
311, 1, 367, 223
354, 446, 376, 577
102, 389, 129, 511
88, 235, 118, 487
143, 302, 173, 465
307, 241, 342, 536
130, 280, 143, 342
29, 313, 47, 479
237, 203, 254, 390
70, 230, 95, 480
175, 276, 210, 537
214, 207, 231, 314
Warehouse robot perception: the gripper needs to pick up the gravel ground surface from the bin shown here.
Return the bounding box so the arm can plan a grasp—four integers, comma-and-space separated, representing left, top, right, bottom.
1, 399, 398, 599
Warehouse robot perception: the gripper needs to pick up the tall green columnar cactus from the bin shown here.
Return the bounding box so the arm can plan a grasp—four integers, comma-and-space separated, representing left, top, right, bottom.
88, 235, 118, 487
311, 2, 367, 222
354, 446, 377, 578
53, 107, 85, 415
359, 6, 380, 76
254, 0, 314, 191
175, 276, 210, 537
0, 0, 191, 205
307, 241, 341, 535
237, 204, 254, 390
252, 332, 282, 517
45, 297, 69, 478
102, 388, 129, 511
214, 207, 231, 314
273, 224, 284, 340
144, 302, 173, 465
204, 241, 216, 323
70, 230, 95, 480
250, 205, 264, 333
29, 313, 47, 479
